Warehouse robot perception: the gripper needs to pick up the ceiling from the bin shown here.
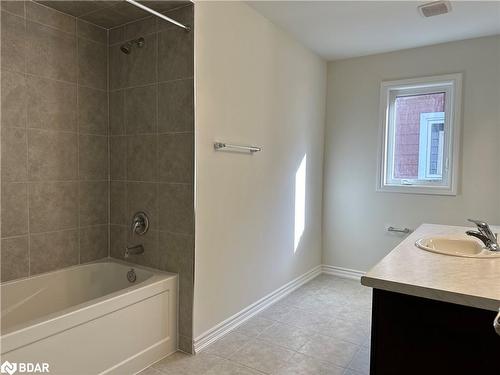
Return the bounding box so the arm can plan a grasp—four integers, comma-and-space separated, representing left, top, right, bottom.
247, 1, 500, 61
37, 1, 190, 28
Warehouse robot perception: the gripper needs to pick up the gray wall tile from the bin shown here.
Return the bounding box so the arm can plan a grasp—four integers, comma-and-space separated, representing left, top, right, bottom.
26, 20, 77, 82
77, 19, 107, 44
2, 127, 27, 181
178, 335, 193, 354
127, 182, 158, 230
125, 84, 157, 134
27, 75, 77, 132
29, 181, 78, 233
108, 26, 124, 45
78, 37, 107, 89
110, 181, 127, 225
158, 27, 193, 82
159, 231, 194, 337
30, 229, 79, 275
124, 16, 156, 40
157, 5, 194, 32
1, 1, 25, 17
79, 134, 108, 180
1, 70, 27, 128
1, 11, 26, 73
125, 229, 159, 268
110, 136, 127, 180
159, 232, 194, 275
79, 181, 108, 226
140, 1, 188, 15
159, 183, 194, 234
109, 224, 127, 259
158, 133, 194, 183
158, 78, 194, 133
178, 273, 194, 337
80, 225, 108, 263
109, 90, 125, 135
1, 236, 29, 282
28, 129, 78, 180
78, 86, 108, 135
109, 33, 157, 90
1, 3, 116, 281
106, 6, 194, 347
80, 5, 143, 29
1, 182, 28, 237
26, 1, 76, 34
127, 135, 157, 181
36, 1, 107, 18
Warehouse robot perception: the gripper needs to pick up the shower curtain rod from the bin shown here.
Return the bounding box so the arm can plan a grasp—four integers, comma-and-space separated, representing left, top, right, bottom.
125, 0, 192, 32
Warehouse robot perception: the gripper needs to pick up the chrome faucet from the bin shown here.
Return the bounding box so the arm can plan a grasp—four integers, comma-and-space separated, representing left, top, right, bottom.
131, 212, 149, 235
125, 244, 144, 258
466, 219, 499, 251
125, 212, 149, 258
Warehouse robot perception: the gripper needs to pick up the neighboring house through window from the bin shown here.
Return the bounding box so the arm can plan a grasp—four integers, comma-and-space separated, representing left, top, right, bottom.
378, 74, 462, 195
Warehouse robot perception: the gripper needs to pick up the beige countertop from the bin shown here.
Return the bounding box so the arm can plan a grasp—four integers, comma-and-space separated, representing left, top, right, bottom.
361, 223, 500, 311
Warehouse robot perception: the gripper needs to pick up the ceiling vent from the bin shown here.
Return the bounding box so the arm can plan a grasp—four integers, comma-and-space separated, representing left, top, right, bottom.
418, 1, 452, 17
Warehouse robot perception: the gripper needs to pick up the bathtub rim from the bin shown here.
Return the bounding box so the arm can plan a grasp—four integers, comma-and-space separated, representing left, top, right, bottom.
1, 258, 177, 354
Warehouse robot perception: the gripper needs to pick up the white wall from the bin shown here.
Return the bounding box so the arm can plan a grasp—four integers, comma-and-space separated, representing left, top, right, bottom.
323, 35, 500, 272
193, 2, 327, 338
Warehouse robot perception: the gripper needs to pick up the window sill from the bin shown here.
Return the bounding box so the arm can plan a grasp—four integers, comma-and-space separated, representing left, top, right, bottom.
376, 184, 457, 196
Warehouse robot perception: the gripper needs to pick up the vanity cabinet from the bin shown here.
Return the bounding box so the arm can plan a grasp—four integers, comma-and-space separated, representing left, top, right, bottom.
370, 289, 500, 374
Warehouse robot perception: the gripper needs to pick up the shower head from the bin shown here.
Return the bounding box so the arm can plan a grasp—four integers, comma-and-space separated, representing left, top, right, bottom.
120, 44, 131, 54
120, 37, 145, 55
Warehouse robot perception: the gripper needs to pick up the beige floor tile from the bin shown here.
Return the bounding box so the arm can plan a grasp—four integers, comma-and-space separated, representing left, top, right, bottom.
137, 366, 163, 375
336, 305, 371, 324
204, 331, 252, 358
152, 352, 222, 375
204, 359, 264, 375
279, 306, 332, 329
347, 346, 370, 375
142, 274, 373, 375
343, 369, 364, 375
234, 316, 275, 337
259, 301, 295, 321
273, 353, 345, 375
258, 322, 314, 350
230, 339, 295, 374
298, 334, 359, 368
312, 318, 370, 345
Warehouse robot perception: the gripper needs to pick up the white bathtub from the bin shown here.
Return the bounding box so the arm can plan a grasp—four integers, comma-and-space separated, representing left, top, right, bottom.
0, 259, 177, 374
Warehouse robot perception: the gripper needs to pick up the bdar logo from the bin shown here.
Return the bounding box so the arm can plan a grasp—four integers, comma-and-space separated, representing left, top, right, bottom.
0, 361, 17, 375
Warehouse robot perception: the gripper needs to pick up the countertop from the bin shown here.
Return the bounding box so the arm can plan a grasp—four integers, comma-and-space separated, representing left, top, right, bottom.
361, 223, 500, 311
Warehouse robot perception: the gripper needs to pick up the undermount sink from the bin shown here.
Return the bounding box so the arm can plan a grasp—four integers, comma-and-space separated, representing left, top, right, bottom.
415, 236, 500, 258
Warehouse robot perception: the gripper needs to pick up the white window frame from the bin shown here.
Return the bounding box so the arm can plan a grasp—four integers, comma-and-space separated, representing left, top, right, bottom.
418, 112, 445, 180
377, 73, 462, 195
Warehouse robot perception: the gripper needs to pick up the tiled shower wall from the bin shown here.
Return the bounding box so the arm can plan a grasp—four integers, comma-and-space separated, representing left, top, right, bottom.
107, 5, 195, 352
1, 1, 195, 352
1, 1, 109, 281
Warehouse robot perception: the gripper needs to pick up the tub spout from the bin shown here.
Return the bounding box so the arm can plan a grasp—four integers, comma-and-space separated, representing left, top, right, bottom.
125, 244, 144, 258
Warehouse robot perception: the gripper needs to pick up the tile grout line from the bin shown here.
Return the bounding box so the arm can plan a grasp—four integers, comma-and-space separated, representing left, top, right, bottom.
23, 0, 31, 278
17, 1, 109, 45
156, 18, 160, 269
108, 76, 194, 92
107, 26, 111, 260
76, 20, 81, 265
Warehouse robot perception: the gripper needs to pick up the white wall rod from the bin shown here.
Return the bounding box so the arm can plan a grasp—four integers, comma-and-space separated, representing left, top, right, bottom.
125, 0, 191, 32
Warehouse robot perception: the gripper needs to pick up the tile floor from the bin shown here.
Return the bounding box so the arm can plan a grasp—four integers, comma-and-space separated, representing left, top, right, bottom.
141, 274, 372, 375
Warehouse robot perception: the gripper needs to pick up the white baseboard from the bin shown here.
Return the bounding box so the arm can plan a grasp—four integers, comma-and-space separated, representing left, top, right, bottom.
321, 264, 365, 280
193, 264, 364, 353
193, 265, 322, 353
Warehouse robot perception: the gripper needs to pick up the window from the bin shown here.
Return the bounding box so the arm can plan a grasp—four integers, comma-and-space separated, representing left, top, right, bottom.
377, 74, 462, 195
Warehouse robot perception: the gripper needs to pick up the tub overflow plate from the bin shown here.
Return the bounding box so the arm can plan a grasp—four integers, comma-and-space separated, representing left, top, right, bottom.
127, 268, 137, 283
